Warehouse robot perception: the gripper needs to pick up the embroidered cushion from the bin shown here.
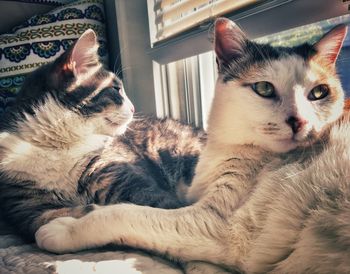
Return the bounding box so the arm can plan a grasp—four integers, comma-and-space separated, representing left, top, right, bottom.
8, 1, 76, 7
0, 0, 108, 114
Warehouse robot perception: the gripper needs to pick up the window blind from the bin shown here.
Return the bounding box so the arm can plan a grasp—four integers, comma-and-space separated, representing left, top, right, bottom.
147, 0, 259, 46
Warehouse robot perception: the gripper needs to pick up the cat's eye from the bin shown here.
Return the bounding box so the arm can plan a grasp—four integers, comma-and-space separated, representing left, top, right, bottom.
308, 84, 330, 101
251, 81, 275, 98
113, 85, 123, 95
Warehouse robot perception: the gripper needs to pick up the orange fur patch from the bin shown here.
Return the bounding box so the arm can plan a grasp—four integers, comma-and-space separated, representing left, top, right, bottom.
344, 98, 350, 112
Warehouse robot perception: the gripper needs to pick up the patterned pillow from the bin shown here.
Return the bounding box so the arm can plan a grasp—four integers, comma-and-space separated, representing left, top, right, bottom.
0, 0, 108, 114
9, 0, 76, 6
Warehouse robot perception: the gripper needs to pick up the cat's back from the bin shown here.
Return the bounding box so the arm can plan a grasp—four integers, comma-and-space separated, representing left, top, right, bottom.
99, 116, 206, 169
79, 116, 206, 208
124, 116, 206, 157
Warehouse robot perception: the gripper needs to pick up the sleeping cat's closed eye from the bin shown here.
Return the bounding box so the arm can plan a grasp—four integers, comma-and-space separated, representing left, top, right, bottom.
113, 86, 121, 93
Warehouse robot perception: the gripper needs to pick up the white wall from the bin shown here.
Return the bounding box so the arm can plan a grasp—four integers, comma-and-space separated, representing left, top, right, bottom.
110, 0, 156, 115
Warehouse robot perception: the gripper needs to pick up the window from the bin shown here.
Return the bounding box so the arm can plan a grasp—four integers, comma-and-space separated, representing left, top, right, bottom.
147, 0, 259, 45
154, 51, 217, 129
147, 0, 350, 128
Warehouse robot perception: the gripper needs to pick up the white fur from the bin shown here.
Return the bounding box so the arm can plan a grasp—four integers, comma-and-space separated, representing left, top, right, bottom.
0, 93, 133, 190
187, 55, 343, 202
205, 56, 343, 153
0, 97, 111, 190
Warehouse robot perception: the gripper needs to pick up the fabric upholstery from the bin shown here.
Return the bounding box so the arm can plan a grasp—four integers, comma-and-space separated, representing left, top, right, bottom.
0, 0, 108, 114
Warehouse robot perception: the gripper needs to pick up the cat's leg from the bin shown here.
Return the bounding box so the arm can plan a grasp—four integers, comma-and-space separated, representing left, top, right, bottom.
184, 262, 236, 274
23, 205, 99, 240
35, 204, 99, 229
36, 202, 232, 267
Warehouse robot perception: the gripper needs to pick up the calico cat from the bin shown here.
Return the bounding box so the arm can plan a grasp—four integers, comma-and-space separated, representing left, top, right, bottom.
36, 18, 350, 274
0, 29, 205, 241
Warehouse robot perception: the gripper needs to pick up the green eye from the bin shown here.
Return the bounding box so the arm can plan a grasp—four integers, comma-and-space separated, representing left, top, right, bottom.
251, 81, 275, 98
308, 84, 330, 101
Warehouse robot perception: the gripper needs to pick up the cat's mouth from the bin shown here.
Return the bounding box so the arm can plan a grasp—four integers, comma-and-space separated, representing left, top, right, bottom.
104, 117, 120, 127
274, 137, 299, 146
275, 133, 310, 144
103, 115, 133, 136
104, 117, 131, 129
273, 130, 317, 150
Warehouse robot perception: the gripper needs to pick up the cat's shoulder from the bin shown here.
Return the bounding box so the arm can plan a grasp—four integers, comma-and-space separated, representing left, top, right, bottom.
327, 112, 350, 145
130, 116, 203, 131
126, 116, 206, 140
118, 116, 206, 155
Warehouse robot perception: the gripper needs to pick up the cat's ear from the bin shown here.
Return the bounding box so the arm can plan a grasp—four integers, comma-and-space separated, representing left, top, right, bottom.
63, 29, 100, 76
214, 18, 247, 70
313, 24, 347, 65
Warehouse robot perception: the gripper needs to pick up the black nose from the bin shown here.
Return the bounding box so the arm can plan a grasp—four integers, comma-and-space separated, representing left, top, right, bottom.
286, 116, 306, 134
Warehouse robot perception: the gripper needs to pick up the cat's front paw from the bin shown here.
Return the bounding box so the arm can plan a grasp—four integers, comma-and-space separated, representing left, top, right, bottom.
35, 217, 81, 254
185, 262, 233, 274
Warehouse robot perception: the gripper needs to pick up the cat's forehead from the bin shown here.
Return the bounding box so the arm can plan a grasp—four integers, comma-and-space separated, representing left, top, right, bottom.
82, 68, 116, 86
254, 55, 335, 91
233, 41, 336, 90
257, 56, 311, 87
222, 42, 315, 83
70, 68, 121, 93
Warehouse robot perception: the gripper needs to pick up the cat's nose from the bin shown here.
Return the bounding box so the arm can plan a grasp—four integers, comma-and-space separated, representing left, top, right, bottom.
286, 116, 307, 134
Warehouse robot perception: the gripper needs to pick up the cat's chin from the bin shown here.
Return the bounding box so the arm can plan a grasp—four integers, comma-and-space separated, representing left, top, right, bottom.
93, 116, 132, 137
104, 119, 131, 136
112, 123, 129, 136
265, 133, 324, 153
259, 138, 300, 153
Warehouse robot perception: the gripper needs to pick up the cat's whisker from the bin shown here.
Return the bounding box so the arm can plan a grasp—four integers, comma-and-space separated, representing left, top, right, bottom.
131, 115, 145, 120
113, 54, 122, 75
282, 168, 305, 180
113, 44, 131, 75
115, 66, 132, 79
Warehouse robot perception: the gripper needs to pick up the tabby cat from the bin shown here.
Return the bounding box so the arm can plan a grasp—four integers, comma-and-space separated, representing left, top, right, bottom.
36, 18, 350, 274
0, 29, 205, 241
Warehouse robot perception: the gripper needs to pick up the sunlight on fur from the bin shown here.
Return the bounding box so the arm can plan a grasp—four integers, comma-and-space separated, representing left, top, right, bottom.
12, 141, 32, 156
